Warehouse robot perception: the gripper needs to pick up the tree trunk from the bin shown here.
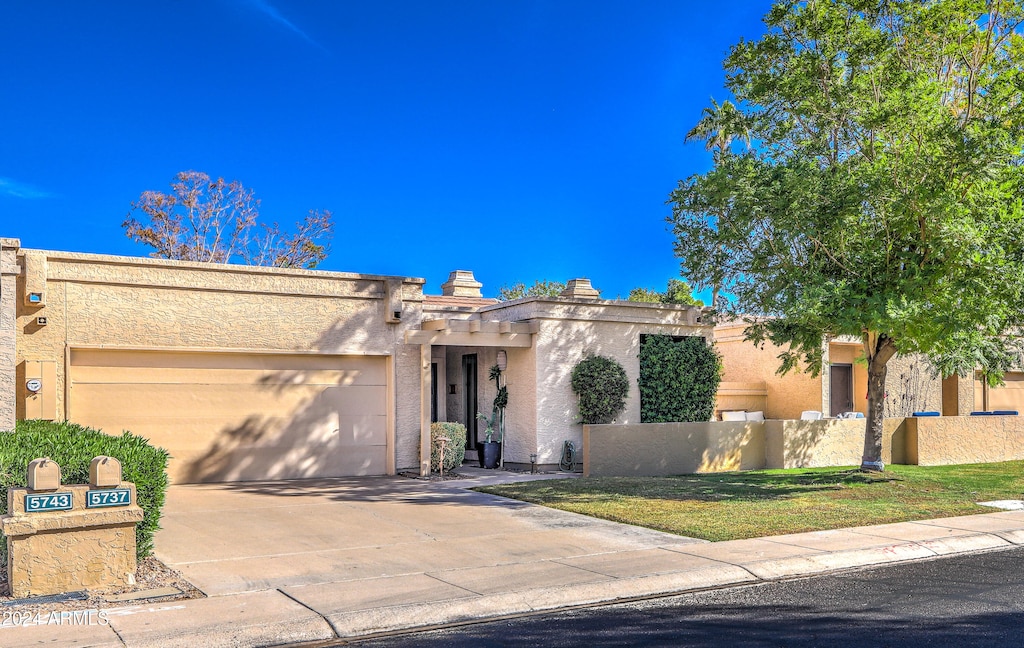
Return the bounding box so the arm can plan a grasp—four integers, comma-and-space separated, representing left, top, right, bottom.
861, 332, 897, 472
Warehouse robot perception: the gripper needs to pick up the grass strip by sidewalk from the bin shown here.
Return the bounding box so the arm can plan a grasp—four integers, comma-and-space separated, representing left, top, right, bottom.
477, 462, 1024, 541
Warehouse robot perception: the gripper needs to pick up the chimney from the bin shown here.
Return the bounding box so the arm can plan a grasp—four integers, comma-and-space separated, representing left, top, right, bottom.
560, 278, 601, 300
441, 270, 483, 298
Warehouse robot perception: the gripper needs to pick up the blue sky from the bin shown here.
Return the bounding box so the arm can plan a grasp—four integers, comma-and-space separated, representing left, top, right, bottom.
1, 1, 770, 300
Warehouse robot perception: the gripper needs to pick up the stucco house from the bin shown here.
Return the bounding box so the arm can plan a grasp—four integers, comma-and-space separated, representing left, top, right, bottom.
0, 238, 711, 483
713, 320, 1013, 420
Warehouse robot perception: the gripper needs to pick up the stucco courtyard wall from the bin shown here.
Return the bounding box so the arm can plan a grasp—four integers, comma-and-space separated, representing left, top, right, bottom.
585, 417, 907, 477
584, 421, 766, 476
10, 247, 426, 481
906, 415, 1024, 465
764, 418, 907, 468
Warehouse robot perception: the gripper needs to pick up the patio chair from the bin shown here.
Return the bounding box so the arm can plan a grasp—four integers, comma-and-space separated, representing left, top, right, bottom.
835, 411, 865, 419
800, 410, 823, 420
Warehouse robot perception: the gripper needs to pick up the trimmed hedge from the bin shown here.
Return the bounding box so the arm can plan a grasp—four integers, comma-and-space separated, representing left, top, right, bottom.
571, 355, 629, 424
430, 422, 467, 473
638, 335, 722, 423
0, 420, 170, 559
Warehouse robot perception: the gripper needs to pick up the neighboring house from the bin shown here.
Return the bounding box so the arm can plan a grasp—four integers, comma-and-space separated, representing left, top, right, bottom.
713, 320, 1003, 420
0, 239, 711, 483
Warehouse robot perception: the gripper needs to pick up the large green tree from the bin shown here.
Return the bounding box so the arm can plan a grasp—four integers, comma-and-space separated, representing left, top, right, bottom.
628, 279, 704, 306
496, 279, 565, 301
671, 0, 1024, 471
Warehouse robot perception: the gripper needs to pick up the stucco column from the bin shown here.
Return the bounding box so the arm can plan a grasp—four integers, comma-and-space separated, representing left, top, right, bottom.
419, 343, 432, 476
0, 238, 20, 432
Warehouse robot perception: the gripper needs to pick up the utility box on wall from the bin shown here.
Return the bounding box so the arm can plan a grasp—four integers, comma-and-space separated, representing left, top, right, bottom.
23, 360, 57, 420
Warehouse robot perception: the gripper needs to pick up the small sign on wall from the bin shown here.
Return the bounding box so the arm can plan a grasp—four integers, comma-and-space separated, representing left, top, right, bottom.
86, 488, 131, 508
25, 492, 72, 513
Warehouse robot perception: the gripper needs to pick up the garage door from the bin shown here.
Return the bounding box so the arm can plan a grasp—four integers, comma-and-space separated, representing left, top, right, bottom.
69, 349, 388, 484
975, 371, 1024, 413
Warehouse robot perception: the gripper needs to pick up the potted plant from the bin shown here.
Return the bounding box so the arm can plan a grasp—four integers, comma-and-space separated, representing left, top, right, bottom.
475, 411, 501, 469
489, 363, 508, 467
475, 363, 509, 469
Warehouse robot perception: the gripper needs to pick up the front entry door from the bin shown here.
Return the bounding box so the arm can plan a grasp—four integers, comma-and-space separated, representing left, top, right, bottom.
462, 354, 478, 450
830, 364, 854, 416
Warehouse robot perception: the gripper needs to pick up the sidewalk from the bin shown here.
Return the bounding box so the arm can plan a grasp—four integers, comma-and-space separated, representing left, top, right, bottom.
4, 467, 1024, 648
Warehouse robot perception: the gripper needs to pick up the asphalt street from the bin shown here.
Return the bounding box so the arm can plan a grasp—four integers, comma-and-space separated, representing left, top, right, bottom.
343, 546, 1024, 647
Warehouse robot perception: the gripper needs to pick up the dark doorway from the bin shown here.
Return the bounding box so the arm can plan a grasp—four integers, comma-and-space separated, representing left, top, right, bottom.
462, 354, 478, 450
430, 362, 438, 423
830, 364, 854, 415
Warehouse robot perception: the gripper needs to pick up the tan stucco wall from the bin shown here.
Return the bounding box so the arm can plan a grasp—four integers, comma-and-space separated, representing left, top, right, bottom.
906, 415, 1024, 465
974, 371, 1024, 413
764, 418, 905, 468
585, 417, 908, 477
714, 324, 822, 420
0, 238, 18, 431
584, 421, 765, 477
481, 299, 711, 466
714, 382, 768, 417
13, 248, 426, 479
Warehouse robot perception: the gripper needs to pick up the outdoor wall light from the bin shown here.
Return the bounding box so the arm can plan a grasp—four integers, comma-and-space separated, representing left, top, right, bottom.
497, 349, 507, 372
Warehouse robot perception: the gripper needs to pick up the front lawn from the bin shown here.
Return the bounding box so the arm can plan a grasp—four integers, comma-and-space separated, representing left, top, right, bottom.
478, 462, 1024, 541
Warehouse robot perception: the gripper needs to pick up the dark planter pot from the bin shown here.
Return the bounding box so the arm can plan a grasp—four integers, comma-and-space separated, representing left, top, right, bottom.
477, 441, 501, 469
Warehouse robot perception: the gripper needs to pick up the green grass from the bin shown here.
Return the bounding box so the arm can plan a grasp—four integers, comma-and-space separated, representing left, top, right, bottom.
477, 462, 1024, 541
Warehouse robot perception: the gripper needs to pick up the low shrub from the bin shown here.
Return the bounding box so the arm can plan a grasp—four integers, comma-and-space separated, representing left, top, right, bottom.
571, 355, 629, 424
430, 422, 467, 473
0, 420, 170, 559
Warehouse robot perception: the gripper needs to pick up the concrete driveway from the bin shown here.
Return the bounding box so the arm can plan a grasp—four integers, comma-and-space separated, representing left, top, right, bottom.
156, 472, 707, 598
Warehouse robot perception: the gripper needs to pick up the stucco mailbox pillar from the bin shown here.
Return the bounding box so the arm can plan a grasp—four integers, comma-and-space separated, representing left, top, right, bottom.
1, 457, 144, 597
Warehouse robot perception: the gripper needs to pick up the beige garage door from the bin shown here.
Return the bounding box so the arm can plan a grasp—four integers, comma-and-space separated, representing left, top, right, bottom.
69, 349, 388, 484
975, 371, 1024, 413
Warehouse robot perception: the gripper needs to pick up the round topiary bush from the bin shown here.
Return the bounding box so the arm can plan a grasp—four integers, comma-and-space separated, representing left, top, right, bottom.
430, 422, 467, 473
571, 355, 629, 424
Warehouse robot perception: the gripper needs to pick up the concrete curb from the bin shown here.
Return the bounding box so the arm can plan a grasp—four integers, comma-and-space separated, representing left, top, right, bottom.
325, 564, 759, 637
309, 529, 1024, 640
